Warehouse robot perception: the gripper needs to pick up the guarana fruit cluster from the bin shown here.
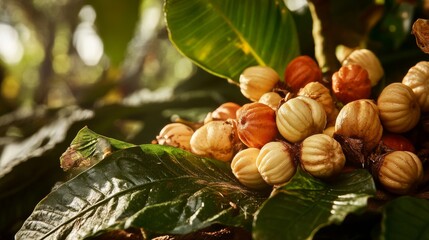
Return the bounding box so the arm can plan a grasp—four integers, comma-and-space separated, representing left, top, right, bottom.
153, 48, 429, 196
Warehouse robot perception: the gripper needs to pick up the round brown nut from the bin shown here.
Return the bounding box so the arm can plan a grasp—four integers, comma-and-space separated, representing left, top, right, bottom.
231, 148, 268, 190
332, 64, 372, 104
155, 123, 194, 151
256, 141, 296, 185
377, 83, 420, 133
204, 102, 241, 124
402, 61, 429, 112
297, 82, 337, 124
380, 133, 416, 153
300, 134, 345, 179
323, 126, 335, 138
239, 66, 280, 102
258, 92, 283, 110
334, 99, 383, 152
377, 151, 423, 195
236, 102, 278, 148
284, 55, 322, 92
276, 96, 327, 143
190, 120, 240, 161
342, 48, 384, 86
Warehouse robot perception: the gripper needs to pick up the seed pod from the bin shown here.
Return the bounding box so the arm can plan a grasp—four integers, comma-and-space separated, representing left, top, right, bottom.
190, 120, 240, 161
276, 96, 327, 143
335, 44, 355, 63
236, 102, 278, 148
342, 48, 384, 86
284, 55, 322, 92
380, 133, 415, 153
300, 134, 346, 179
256, 141, 296, 185
258, 92, 283, 110
239, 66, 280, 101
323, 126, 335, 138
204, 102, 241, 124
377, 83, 420, 133
297, 82, 337, 124
402, 61, 429, 112
376, 151, 423, 195
231, 148, 268, 189
334, 99, 383, 152
155, 123, 194, 151
332, 64, 372, 104
327, 108, 339, 127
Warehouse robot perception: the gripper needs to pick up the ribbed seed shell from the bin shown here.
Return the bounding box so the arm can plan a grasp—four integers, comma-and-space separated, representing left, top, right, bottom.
258, 92, 283, 110
239, 66, 280, 102
343, 48, 384, 86
156, 123, 194, 151
231, 148, 268, 189
377, 83, 420, 133
402, 61, 429, 112
378, 151, 423, 194
300, 134, 345, 178
276, 96, 327, 143
190, 120, 238, 161
334, 99, 382, 152
236, 102, 278, 148
256, 141, 296, 185
297, 82, 337, 124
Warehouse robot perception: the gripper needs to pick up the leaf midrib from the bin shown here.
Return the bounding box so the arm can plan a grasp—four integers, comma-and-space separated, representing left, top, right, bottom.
38, 175, 244, 239
208, 0, 266, 66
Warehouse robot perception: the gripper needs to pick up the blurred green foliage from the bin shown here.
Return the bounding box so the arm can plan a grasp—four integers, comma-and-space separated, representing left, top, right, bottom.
0, 0, 428, 239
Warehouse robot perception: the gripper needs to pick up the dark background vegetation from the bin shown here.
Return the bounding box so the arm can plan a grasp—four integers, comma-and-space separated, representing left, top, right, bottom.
0, 0, 428, 239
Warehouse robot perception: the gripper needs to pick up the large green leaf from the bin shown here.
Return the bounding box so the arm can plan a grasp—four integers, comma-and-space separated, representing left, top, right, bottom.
380, 196, 429, 240
2, 75, 246, 238
16, 144, 267, 239
89, 0, 141, 66
164, 0, 300, 82
252, 168, 376, 240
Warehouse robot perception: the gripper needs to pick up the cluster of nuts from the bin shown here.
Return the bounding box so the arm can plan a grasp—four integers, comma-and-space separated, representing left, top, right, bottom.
153, 49, 429, 196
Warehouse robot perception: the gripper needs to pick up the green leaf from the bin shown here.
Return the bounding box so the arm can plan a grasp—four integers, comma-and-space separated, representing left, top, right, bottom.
380, 196, 429, 240
369, 2, 415, 50
16, 145, 267, 239
164, 0, 300, 82
59, 126, 135, 172
252, 168, 376, 240
89, 0, 141, 66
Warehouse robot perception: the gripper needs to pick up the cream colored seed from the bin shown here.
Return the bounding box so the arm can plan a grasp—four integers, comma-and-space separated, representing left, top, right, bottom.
378, 151, 423, 195
343, 48, 384, 86
334, 99, 383, 152
402, 61, 429, 112
239, 66, 280, 102
231, 148, 268, 190
256, 141, 296, 185
156, 123, 194, 151
377, 83, 420, 133
258, 92, 283, 110
190, 120, 239, 161
276, 96, 327, 143
300, 134, 345, 179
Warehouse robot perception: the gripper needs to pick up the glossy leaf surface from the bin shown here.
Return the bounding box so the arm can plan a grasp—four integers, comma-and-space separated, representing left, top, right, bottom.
381, 196, 429, 240
252, 169, 376, 240
164, 0, 300, 82
16, 144, 267, 239
89, 0, 141, 65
